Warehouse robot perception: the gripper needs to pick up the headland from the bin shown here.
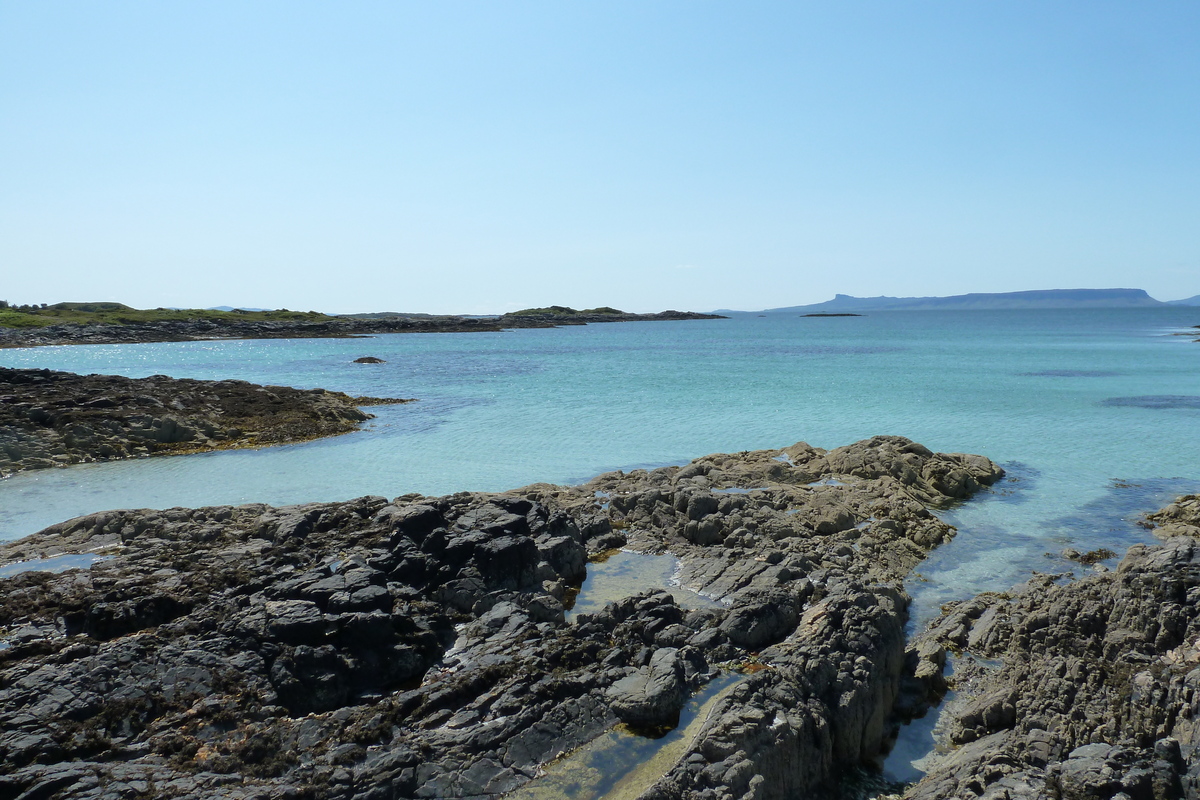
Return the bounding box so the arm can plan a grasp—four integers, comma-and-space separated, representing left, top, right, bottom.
740, 288, 1180, 314
0, 367, 411, 477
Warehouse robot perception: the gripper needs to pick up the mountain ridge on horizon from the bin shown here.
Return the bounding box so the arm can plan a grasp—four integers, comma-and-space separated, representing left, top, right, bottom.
716, 288, 1200, 314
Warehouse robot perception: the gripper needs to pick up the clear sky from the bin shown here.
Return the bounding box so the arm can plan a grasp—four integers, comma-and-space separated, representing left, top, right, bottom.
2, 2, 1198, 314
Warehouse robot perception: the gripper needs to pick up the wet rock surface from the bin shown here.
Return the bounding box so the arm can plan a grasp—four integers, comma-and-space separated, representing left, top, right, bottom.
0, 367, 412, 476
0, 436, 1001, 799
900, 500, 1200, 800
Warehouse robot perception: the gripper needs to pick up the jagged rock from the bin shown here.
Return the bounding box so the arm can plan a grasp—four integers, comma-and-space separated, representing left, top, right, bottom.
1146, 494, 1200, 538
607, 647, 687, 727
903, 506, 1200, 800
0, 437, 1001, 799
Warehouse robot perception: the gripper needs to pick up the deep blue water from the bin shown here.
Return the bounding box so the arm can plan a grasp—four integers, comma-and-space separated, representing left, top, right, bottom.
3, 308, 1198, 592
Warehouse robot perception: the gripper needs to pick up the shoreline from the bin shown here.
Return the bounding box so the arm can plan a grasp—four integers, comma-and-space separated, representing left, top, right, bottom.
2, 427, 1196, 797
2, 314, 1198, 797
0, 310, 725, 350
0, 436, 1002, 799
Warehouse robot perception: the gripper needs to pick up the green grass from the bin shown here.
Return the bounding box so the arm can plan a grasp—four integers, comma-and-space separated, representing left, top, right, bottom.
0, 309, 57, 328
0, 303, 335, 329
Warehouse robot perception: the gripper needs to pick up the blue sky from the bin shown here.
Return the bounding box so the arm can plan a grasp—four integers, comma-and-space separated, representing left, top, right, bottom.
2, 2, 1197, 313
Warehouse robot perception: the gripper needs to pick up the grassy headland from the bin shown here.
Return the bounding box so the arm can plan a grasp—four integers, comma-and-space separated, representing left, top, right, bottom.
0, 300, 724, 348
507, 305, 625, 317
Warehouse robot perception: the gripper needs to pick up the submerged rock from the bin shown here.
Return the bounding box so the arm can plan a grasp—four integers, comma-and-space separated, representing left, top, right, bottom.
0, 436, 1002, 799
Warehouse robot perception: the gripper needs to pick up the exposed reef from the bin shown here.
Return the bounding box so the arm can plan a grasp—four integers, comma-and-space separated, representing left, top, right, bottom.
0, 309, 724, 349
0, 436, 1002, 799
1102, 396, 1200, 410
1170, 326, 1200, 343
898, 494, 1200, 800
0, 367, 412, 477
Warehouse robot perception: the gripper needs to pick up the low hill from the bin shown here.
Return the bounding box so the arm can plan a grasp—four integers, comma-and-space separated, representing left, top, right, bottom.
507, 305, 625, 317
48, 302, 136, 313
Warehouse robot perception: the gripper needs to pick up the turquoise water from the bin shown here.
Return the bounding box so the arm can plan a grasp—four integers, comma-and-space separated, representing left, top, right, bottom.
2, 309, 1199, 604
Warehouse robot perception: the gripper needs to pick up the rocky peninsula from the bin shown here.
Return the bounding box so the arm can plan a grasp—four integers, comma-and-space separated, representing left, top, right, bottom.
897, 494, 1200, 800
0, 367, 411, 477
0, 304, 723, 349
0, 436, 1002, 799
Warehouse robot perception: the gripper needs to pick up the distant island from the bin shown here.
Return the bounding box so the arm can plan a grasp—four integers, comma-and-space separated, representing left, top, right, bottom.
0, 302, 724, 349
720, 288, 1199, 314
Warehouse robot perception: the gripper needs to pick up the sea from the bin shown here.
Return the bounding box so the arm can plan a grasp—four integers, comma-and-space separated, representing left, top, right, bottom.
1, 307, 1198, 781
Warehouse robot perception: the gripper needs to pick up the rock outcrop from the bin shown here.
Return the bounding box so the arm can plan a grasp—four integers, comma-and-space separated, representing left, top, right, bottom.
1146, 495, 1200, 538
901, 497, 1200, 800
0, 437, 1002, 799
0, 367, 412, 476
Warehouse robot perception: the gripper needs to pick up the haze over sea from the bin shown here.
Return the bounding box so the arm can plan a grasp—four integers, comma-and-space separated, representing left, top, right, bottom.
2, 308, 1198, 624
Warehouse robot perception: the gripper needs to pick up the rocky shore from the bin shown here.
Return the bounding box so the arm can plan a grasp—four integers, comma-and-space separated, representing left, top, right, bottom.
0, 436, 1003, 799
897, 494, 1200, 800
0, 367, 411, 477
0, 310, 723, 349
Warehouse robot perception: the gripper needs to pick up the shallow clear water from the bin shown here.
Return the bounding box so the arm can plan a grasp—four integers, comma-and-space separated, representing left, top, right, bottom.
566, 550, 726, 620
0, 553, 111, 578
6, 309, 1197, 630
508, 671, 744, 800
4, 310, 1197, 560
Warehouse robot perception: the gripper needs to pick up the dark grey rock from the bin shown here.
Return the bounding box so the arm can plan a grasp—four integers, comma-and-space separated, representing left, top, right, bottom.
904, 527, 1200, 800
0, 436, 1003, 800
0, 367, 411, 478
607, 647, 687, 727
